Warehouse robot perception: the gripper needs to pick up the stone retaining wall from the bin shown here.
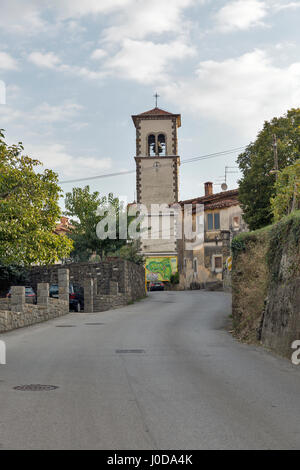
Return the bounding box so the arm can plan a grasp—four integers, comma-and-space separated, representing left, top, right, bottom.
232, 212, 300, 358
0, 298, 68, 332
27, 259, 146, 313
0, 270, 69, 333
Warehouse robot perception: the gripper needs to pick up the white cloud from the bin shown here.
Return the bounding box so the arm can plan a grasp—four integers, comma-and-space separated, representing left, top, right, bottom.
271, 1, 300, 11
162, 49, 300, 137
90, 49, 107, 60
28, 37, 196, 84
0, 100, 83, 126
27, 143, 112, 179
31, 102, 83, 123
28, 50, 106, 80
52, 0, 134, 18
103, 38, 196, 84
0, 0, 132, 34
0, 51, 18, 70
0, 0, 46, 34
215, 0, 267, 32
28, 51, 61, 69
102, 0, 196, 43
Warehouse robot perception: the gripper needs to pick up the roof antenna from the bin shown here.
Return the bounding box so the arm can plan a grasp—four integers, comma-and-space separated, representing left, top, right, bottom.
153, 92, 160, 108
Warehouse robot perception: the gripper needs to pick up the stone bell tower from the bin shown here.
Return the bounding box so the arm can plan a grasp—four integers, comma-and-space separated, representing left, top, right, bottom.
132, 105, 181, 263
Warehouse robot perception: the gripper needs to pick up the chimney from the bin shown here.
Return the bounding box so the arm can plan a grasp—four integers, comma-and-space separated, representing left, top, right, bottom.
204, 182, 213, 196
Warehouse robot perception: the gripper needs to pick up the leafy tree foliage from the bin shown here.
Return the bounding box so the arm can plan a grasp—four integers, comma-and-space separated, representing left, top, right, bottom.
64, 186, 131, 261
271, 160, 300, 221
238, 108, 300, 230
107, 242, 144, 265
0, 130, 73, 265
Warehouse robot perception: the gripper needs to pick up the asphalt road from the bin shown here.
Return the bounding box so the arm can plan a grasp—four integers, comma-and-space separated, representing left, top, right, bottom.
1, 290, 300, 450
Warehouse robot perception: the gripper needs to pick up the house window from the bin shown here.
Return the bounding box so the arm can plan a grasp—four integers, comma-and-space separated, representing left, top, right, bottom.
184, 258, 187, 271
214, 213, 220, 230
233, 216, 240, 228
193, 258, 198, 273
207, 212, 220, 231
212, 255, 223, 272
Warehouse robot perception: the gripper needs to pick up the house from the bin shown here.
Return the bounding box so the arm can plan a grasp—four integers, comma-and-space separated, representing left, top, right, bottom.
178, 182, 247, 289
54, 216, 74, 236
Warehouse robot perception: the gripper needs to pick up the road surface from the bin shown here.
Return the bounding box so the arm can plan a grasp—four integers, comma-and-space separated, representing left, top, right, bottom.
0, 291, 300, 450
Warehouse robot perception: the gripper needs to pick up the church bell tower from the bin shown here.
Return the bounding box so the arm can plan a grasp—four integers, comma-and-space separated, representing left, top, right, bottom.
132, 105, 181, 207
132, 103, 181, 262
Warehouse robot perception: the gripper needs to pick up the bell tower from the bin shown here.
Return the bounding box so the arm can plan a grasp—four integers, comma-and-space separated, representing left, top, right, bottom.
132, 105, 181, 266
132, 106, 181, 206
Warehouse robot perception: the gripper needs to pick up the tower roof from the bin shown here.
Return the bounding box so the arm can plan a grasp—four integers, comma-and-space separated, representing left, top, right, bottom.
132, 107, 181, 128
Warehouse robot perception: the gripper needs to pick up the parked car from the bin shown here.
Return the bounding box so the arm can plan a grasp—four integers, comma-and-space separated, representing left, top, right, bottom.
149, 281, 164, 291
6, 286, 37, 304
49, 283, 84, 312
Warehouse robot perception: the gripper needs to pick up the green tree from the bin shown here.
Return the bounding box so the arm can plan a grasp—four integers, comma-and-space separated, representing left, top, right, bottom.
107, 242, 144, 265
238, 108, 300, 230
271, 160, 300, 221
0, 130, 73, 265
64, 186, 130, 261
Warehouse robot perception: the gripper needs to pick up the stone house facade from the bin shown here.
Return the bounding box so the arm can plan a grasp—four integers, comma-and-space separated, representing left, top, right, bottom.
178, 183, 248, 289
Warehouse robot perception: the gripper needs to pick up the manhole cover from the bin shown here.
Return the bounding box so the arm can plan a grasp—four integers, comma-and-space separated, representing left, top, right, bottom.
13, 384, 59, 391
56, 325, 76, 328
85, 322, 105, 325
115, 349, 146, 354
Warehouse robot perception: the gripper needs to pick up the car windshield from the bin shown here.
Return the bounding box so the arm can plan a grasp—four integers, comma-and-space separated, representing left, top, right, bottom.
25, 288, 34, 294
50, 284, 73, 294
49, 285, 59, 294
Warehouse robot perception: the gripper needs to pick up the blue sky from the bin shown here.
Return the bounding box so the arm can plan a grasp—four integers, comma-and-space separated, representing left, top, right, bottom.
0, 0, 300, 203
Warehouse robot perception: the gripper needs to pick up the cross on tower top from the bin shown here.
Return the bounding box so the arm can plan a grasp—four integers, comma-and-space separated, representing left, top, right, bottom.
153, 92, 160, 107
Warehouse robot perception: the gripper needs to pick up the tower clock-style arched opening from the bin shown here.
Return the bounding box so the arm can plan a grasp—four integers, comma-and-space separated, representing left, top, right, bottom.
148, 134, 156, 156
147, 134, 167, 156
157, 134, 166, 156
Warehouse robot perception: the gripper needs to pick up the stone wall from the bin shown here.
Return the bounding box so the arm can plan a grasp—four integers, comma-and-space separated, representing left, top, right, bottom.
0, 271, 69, 333
232, 212, 300, 357
26, 259, 146, 313
0, 260, 146, 317
0, 298, 68, 332
261, 213, 300, 357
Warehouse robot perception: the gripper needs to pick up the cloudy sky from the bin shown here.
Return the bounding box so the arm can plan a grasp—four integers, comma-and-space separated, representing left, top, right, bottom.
0, 0, 300, 202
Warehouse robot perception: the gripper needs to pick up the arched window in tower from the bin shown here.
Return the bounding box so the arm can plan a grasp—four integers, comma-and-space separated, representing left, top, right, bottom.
157, 134, 166, 156
148, 134, 156, 156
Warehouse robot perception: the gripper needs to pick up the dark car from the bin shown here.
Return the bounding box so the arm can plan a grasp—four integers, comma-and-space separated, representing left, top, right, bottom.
49, 283, 84, 312
6, 286, 37, 304
149, 282, 164, 291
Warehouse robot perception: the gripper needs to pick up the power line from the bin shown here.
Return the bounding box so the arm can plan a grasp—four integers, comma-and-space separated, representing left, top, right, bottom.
59, 146, 246, 185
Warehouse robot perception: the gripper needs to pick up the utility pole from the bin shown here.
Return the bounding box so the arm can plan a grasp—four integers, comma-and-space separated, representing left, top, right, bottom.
272, 134, 279, 181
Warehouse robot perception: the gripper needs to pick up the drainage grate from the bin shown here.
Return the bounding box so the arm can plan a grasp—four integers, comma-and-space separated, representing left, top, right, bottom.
56, 325, 76, 328
85, 322, 105, 326
115, 349, 146, 354
13, 384, 59, 391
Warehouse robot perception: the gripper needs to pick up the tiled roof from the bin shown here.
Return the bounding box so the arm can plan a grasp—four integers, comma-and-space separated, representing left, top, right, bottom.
137, 107, 176, 117
132, 107, 181, 127
205, 199, 239, 210
180, 189, 239, 211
